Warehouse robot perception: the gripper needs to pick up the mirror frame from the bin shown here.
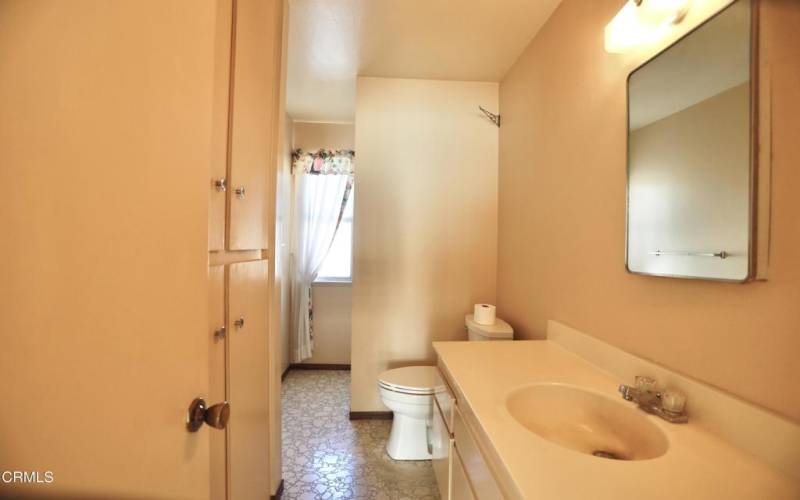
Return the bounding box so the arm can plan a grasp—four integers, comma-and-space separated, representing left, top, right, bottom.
624, 0, 762, 283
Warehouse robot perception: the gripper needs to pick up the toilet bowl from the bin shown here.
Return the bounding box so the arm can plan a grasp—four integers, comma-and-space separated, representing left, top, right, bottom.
378, 315, 514, 460
378, 366, 439, 460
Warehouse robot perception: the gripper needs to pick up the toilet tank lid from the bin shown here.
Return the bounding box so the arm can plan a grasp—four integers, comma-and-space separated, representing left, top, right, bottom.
465, 314, 514, 337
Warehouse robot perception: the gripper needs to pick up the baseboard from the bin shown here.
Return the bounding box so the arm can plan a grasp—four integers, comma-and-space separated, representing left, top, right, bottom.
270, 479, 284, 499
281, 365, 291, 381
349, 411, 393, 420
289, 363, 351, 371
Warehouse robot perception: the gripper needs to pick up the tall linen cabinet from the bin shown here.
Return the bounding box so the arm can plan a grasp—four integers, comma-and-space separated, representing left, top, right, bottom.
209, 0, 285, 498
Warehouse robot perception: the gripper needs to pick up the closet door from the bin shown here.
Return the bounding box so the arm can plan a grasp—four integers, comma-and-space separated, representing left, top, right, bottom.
227, 0, 280, 250
209, 265, 228, 499
228, 260, 271, 499
209, 0, 234, 251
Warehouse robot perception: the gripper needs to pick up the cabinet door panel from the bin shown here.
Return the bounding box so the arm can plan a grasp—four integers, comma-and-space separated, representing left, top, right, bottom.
435, 366, 456, 433
432, 398, 453, 500
209, 265, 228, 499
209, 0, 234, 251
228, 260, 271, 499
453, 405, 503, 500
452, 449, 476, 500
228, 0, 279, 250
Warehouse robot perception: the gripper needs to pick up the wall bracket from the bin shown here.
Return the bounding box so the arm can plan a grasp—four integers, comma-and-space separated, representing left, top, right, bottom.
479, 106, 501, 127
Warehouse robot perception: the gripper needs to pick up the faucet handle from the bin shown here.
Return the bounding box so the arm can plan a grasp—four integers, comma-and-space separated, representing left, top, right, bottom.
662, 389, 687, 414
618, 384, 635, 400
635, 375, 657, 393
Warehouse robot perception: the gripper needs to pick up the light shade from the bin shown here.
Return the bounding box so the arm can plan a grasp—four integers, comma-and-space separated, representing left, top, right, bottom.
605, 0, 692, 53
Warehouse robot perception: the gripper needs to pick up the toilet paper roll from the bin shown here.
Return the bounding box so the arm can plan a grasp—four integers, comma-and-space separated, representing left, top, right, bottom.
474, 304, 496, 325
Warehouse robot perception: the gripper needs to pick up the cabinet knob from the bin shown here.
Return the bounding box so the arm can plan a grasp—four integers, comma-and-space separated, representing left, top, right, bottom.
234, 186, 246, 199
187, 398, 230, 432
234, 317, 245, 329
214, 178, 227, 192
213, 326, 226, 341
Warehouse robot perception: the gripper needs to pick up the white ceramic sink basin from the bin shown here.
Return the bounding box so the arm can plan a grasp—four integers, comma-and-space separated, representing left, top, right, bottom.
506, 383, 669, 461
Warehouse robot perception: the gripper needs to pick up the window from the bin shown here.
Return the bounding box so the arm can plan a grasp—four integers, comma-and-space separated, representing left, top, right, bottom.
315, 189, 354, 282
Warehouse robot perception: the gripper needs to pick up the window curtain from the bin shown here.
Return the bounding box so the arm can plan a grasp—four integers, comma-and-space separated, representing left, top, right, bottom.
290, 149, 354, 362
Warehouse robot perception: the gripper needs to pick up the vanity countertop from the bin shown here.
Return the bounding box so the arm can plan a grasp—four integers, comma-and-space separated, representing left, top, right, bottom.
433, 340, 800, 500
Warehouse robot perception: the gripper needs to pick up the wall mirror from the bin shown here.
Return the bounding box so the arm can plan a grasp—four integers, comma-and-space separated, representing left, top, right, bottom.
626, 0, 762, 282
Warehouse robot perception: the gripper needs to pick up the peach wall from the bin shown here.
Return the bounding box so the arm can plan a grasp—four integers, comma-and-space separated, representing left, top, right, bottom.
497, 0, 800, 422
293, 121, 355, 151
351, 77, 498, 411
306, 283, 353, 365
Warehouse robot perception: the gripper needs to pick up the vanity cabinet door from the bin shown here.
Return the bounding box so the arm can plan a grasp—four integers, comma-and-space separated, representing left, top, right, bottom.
453, 405, 503, 500
435, 366, 456, 432
228, 260, 271, 499
451, 448, 476, 500
432, 398, 453, 499
227, 0, 280, 250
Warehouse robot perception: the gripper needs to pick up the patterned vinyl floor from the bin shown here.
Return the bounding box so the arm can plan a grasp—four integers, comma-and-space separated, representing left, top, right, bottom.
281, 370, 440, 500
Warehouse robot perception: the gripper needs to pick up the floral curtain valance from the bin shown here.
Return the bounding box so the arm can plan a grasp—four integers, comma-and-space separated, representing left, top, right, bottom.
292, 148, 354, 175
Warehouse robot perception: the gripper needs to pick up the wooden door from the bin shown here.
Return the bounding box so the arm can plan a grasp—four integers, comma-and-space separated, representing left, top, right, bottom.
227, 0, 281, 250
228, 260, 271, 499
0, 1, 216, 498
209, 266, 228, 499
209, 0, 234, 251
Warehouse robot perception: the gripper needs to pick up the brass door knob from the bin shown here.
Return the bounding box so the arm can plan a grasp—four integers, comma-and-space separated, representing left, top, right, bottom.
213, 326, 226, 341
204, 401, 230, 429
187, 398, 230, 432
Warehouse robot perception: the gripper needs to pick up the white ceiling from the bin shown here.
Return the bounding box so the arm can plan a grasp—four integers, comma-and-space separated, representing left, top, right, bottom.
286, 0, 563, 123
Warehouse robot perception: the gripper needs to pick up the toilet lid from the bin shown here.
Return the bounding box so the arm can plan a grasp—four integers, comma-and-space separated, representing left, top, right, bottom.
378, 366, 440, 395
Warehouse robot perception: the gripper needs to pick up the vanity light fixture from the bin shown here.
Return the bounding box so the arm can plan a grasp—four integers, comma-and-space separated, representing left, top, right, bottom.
605, 0, 692, 53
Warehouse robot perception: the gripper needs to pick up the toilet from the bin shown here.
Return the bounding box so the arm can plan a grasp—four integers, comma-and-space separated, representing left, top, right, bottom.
378, 314, 513, 460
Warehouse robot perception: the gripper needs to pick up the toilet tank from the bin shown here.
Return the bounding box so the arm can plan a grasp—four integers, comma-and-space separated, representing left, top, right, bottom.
464, 314, 514, 341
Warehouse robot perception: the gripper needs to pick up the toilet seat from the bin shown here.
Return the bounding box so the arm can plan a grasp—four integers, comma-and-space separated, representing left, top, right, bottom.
378, 366, 440, 396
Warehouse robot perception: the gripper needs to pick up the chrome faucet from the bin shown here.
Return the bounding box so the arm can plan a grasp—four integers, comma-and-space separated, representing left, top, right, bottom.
619, 376, 688, 423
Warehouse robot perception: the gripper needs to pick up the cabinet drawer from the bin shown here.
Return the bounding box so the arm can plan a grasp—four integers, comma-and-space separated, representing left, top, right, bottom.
453, 405, 503, 500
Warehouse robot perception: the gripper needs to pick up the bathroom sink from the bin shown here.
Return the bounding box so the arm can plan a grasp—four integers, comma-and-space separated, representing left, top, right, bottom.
505, 383, 668, 461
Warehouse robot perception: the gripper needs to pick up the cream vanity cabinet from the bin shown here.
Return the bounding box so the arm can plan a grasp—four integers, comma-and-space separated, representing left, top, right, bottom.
434, 366, 505, 500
